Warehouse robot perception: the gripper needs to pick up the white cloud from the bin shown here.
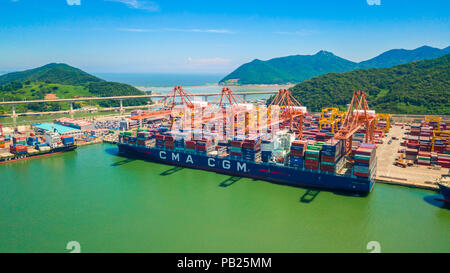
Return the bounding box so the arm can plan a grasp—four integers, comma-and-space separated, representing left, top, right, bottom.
366, 0, 381, 5
274, 30, 319, 36
189, 29, 233, 34
67, 0, 81, 5
118, 28, 234, 34
117, 28, 157, 32
187, 57, 231, 66
166, 28, 234, 34
107, 0, 159, 11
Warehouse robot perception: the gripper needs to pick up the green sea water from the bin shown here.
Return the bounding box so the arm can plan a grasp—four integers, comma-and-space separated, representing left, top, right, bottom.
0, 144, 449, 253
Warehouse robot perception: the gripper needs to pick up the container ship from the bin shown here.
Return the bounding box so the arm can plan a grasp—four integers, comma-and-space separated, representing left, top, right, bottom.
117, 136, 375, 193
0, 131, 77, 164
116, 88, 378, 194
436, 176, 450, 203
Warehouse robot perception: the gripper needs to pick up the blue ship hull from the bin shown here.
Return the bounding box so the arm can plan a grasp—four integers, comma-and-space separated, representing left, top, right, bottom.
438, 183, 450, 201
117, 143, 374, 194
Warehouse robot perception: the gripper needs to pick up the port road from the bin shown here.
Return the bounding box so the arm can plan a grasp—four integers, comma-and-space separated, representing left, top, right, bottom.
375, 125, 447, 190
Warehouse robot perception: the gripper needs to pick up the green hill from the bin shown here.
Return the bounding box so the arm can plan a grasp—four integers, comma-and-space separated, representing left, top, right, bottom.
221, 51, 357, 85
358, 45, 450, 69
286, 54, 450, 114
0, 63, 102, 86
220, 45, 450, 85
0, 63, 148, 113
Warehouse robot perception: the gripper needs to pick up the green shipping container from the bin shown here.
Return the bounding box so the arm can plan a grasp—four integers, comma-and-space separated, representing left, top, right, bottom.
355, 154, 371, 161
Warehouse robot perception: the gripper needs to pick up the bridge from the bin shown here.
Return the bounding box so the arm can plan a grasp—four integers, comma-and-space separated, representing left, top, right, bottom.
0, 91, 277, 117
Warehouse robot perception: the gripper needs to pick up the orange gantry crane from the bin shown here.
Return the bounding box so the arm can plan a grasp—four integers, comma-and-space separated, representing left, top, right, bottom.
130, 85, 195, 122
197, 87, 249, 138
268, 89, 304, 137
210, 87, 246, 108
334, 90, 375, 154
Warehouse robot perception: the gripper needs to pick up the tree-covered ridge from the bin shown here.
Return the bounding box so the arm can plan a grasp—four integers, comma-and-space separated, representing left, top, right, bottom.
358, 45, 450, 69
287, 54, 450, 114
0, 63, 149, 113
220, 45, 450, 85
0, 63, 102, 86
220, 51, 357, 85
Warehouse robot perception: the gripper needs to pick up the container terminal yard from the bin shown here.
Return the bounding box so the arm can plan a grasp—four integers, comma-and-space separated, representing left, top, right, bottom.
1, 87, 449, 196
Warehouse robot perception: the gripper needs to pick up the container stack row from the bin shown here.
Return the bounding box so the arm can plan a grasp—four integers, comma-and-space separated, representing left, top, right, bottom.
353, 144, 377, 179
320, 139, 344, 174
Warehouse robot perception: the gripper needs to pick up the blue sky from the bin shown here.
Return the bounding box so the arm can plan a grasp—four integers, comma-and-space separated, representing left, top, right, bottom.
0, 0, 449, 74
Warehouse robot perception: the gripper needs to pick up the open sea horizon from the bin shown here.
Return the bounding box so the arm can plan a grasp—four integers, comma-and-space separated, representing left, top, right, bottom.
93, 73, 225, 87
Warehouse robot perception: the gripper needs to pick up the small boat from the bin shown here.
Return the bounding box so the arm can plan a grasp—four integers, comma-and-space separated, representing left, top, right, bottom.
435, 175, 450, 203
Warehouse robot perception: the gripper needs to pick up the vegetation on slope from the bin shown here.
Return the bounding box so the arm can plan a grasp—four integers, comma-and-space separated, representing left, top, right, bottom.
221, 51, 357, 85
0, 63, 102, 86
358, 45, 450, 69
220, 45, 450, 85
284, 54, 450, 114
0, 63, 149, 114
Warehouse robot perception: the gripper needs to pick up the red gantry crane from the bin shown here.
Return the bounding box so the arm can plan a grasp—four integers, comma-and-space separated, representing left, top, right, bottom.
210, 87, 247, 108
193, 87, 248, 138
130, 85, 195, 121
268, 89, 305, 137
334, 90, 375, 154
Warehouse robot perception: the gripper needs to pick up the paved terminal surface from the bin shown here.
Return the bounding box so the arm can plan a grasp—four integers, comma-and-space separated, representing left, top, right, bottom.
375, 125, 448, 191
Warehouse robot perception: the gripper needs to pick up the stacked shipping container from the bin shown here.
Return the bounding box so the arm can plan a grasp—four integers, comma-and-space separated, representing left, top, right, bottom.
353, 144, 376, 178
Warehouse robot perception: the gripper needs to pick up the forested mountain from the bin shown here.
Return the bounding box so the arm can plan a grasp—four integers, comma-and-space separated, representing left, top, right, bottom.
0, 63, 148, 113
220, 45, 450, 85
220, 51, 357, 85
0, 63, 102, 86
358, 45, 450, 69
285, 54, 450, 114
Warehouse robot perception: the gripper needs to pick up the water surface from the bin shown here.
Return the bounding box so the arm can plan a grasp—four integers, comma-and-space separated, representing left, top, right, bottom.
0, 144, 448, 252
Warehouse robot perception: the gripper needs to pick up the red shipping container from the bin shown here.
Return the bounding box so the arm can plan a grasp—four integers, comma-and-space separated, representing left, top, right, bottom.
355, 148, 374, 156
321, 155, 336, 163
321, 165, 335, 172
196, 145, 207, 151
230, 140, 243, 147
242, 143, 258, 149
165, 143, 174, 149
354, 172, 369, 177
185, 141, 196, 149
290, 150, 304, 157
291, 140, 306, 147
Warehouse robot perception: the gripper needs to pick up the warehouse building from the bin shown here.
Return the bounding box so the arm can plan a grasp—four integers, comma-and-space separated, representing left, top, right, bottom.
32, 123, 82, 138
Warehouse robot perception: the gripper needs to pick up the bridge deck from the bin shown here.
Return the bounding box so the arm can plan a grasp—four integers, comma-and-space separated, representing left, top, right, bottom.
0, 91, 277, 105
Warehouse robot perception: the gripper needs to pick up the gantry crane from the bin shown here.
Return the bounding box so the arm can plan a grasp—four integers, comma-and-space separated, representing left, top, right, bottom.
210, 87, 246, 108
376, 113, 392, 133
334, 91, 375, 154
268, 89, 305, 137
424, 116, 442, 130
130, 86, 195, 122
319, 107, 341, 133
199, 87, 253, 138
431, 130, 450, 152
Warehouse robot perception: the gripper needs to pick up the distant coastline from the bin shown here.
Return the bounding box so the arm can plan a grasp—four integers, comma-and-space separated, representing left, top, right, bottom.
135, 83, 294, 90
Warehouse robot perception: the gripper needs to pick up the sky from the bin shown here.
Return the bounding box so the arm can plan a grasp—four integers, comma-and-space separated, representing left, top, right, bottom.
0, 0, 449, 74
